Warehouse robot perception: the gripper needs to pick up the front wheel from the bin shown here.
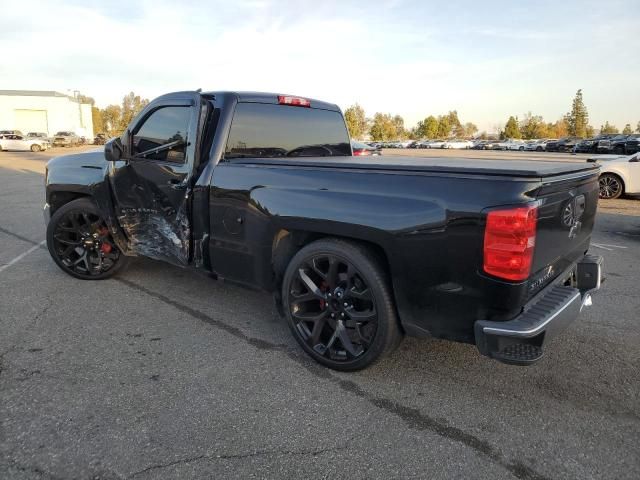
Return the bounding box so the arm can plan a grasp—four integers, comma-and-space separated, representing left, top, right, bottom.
282, 239, 402, 371
599, 173, 624, 199
30, 144, 41, 152
46, 198, 130, 279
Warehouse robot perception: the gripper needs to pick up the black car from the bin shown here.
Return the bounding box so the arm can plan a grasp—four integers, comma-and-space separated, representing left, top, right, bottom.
94, 133, 108, 145
471, 140, 488, 150
43, 90, 602, 370
547, 137, 582, 152
597, 134, 629, 154
574, 134, 617, 154
351, 140, 382, 156
624, 134, 640, 154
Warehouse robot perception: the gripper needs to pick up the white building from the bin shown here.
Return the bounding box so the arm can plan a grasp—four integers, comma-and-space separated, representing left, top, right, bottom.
0, 90, 93, 138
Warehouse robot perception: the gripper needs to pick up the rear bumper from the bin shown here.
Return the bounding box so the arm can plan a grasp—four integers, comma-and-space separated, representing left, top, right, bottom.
475, 254, 603, 365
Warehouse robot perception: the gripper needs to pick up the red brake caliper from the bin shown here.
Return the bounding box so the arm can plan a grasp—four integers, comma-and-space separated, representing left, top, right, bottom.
98, 227, 112, 254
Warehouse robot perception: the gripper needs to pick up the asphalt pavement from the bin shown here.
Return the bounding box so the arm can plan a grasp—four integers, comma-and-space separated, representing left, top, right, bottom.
0, 147, 638, 479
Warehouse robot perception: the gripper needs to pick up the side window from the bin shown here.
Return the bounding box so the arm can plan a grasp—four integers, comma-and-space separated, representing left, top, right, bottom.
132, 106, 191, 162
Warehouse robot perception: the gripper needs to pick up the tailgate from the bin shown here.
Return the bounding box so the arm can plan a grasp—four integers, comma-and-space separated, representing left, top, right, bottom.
527, 170, 599, 297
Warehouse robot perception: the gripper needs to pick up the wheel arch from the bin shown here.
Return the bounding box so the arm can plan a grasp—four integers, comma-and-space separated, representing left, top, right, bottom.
599, 169, 627, 194
48, 190, 92, 216
271, 229, 394, 317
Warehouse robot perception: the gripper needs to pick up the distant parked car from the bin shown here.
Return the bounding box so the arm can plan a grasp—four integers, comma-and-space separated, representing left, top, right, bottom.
52, 131, 80, 147
596, 135, 628, 154
524, 139, 553, 151
547, 137, 582, 152
351, 140, 382, 156
588, 153, 640, 199
93, 133, 108, 145
26, 132, 51, 148
425, 139, 445, 149
471, 140, 488, 150
442, 139, 473, 149
0, 130, 24, 136
503, 140, 527, 151
0, 134, 49, 152
624, 134, 640, 155
574, 134, 617, 154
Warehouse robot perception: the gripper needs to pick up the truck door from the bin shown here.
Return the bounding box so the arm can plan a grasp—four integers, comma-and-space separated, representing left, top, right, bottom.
108, 95, 200, 266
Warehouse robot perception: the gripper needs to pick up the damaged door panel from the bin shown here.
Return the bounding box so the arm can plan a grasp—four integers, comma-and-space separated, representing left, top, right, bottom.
108, 95, 200, 265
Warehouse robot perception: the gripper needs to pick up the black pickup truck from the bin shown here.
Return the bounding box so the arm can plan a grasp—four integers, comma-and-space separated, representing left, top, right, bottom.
44, 91, 603, 370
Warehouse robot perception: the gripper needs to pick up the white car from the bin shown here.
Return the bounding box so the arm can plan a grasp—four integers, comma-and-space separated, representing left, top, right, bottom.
590, 153, 640, 199
502, 140, 527, 151
442, 139, 473, 149
0, 134, 50, 152
426, 140, 446, 149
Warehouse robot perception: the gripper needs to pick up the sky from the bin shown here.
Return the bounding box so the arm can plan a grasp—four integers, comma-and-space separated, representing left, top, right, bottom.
1, 0, 639, 133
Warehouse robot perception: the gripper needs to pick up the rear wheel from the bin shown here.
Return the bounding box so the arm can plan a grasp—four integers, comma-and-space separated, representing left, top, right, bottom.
282, 239, 402, 371
46, 198, 130, 280
599, 173, 624, 199
30, 144, 41, 152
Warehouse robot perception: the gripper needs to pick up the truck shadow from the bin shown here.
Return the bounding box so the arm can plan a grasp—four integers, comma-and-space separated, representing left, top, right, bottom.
121, 255, 639, 423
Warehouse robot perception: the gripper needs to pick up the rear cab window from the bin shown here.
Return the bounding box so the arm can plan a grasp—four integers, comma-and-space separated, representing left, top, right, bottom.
224, 103, 351, 159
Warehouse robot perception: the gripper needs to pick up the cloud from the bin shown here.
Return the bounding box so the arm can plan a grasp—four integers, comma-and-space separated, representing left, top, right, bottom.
1, 0, 639, 132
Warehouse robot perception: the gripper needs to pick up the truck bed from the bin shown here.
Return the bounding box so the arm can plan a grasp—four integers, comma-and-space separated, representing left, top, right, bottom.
233, 156, 599, 178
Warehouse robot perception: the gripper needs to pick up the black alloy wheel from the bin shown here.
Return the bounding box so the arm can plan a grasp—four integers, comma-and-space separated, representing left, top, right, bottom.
598, 174, 623, 199
282, 239, 401, 370
47, 198, 129, 279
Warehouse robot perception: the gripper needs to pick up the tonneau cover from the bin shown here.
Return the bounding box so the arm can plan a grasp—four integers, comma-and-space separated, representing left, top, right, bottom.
233, 156, 600, 178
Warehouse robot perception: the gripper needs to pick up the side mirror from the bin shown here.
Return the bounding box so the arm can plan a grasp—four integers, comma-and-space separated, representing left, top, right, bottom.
104, 138, 123, 162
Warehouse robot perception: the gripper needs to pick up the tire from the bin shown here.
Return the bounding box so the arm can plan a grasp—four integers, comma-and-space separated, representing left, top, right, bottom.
599, 173, 624, 199
30, 144, 41, 152
46, 198, 130, 280
519, 146, 524, 151
282, 238, 402, 371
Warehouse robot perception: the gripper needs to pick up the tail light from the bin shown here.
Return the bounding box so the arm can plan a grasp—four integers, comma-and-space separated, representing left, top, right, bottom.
353, 149, 371, 156
277, 95, 311, 107
483, 205, 538, 281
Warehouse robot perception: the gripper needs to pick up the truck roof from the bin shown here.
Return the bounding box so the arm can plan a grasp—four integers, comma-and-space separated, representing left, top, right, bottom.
202, 91, 342, 112
233, 156, 600, 178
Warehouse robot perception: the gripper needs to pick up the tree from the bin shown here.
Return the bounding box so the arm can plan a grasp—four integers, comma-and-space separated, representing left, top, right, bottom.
600, 121, 618, 134
547, 117, 569, 138
519, 113, 548, 139
369, 113, 397, 141
91, 106, 104, 134
417, 115, 439, 139
101, 105, 122, 137
585, 125, 595, 138
567, 89, 589, 137
344, 103, 367, 139
392, 115, 406, 139
436, 116, 451, 138
503, 116, 521, 139
120, 92, 149, 131
622, 124, 633, 135
637, 121, 640, 133
463, 122, 478, 138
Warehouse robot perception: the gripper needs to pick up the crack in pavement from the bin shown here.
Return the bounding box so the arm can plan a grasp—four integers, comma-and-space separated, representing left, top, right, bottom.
0, 460, 67, 480
0, 226, 45, 247
128, 443, 348, 478
117, 278, 551, 480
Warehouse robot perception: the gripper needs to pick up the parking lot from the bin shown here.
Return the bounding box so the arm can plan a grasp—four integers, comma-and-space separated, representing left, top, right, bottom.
1, 148, 638, 479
